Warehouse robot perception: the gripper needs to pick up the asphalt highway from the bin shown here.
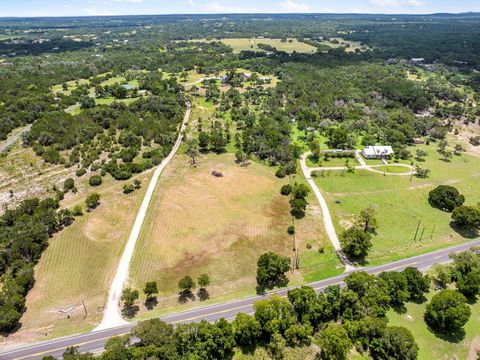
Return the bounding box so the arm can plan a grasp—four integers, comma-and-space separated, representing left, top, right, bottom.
2, 239, 479, 360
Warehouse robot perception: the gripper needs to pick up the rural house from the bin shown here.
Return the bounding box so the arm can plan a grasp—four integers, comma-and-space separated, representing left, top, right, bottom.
362, 146, 394, 159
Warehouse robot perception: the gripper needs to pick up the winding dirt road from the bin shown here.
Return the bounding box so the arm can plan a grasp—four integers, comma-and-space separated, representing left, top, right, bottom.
95, 102, 191, 330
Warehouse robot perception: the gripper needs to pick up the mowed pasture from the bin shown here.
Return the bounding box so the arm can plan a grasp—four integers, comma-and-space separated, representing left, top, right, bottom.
2, 171, 152, 345
219, 38, 317, 54
316, 143, 480, 266
130, 153, 339, 317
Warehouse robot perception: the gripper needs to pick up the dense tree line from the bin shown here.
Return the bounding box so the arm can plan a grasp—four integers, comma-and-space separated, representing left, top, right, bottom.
0, 198, 80, 331
47, 267, 435, 360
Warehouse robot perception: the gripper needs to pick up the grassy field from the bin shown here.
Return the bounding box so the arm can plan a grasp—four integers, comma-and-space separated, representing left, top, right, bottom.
388, 291, 480, 360
320, 38, 368, 53
219, 38, 317, 54
316, 143, 480, 266
130, 153, 340, 318
1, 171, 152, 345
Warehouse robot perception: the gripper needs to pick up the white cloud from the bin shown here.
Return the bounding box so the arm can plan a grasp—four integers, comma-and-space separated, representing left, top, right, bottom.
369, 0, 423, 7
199, 1, 257, 13
278, 0, 310, 12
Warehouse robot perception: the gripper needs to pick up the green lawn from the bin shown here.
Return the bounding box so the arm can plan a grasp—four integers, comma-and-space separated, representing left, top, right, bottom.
307, 155, 358, 168
388, 291, 480, 360
375, 165, 412, 174
315, 143, 480, 266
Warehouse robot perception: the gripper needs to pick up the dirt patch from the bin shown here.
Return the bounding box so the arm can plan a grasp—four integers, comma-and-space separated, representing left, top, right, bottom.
468, 336, 480, 360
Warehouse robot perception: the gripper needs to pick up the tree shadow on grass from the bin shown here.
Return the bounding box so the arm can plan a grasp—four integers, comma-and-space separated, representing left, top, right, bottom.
144, 297, 158, 310
178, 291, 195, 304
122, 305, 139, 319
426, 322, 466, 343
450, 223, 478, 239
392, 303, 408, 315
198, 288, 210, 301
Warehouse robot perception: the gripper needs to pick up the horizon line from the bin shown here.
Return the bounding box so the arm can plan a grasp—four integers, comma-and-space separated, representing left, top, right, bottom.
1, 11, 479, 20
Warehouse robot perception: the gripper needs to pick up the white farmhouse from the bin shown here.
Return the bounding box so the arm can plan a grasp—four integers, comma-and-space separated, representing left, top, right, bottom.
362, 146, 394, 159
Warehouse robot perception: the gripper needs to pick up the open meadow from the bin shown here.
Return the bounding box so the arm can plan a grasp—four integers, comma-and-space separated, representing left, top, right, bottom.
130, 153, 340, 318
219, 38, 317, 54
316, 143, 480, 266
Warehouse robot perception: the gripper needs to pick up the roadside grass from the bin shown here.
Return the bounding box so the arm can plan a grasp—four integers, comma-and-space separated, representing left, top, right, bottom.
2, 171, 152, 344
387, 291, 480, 360
219, 38, 317, 54
130, 153, 338, 319
315, 143, 480, 266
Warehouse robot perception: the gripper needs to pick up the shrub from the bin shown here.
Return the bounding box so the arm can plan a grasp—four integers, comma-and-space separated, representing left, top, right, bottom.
275, 167, 286, 179
89, 175, 102, 187
63, 178, 75, 191
280, 184, 292, 196
75, 168, 87, 177
85, 193, 101, 209
123, 184, 135, 194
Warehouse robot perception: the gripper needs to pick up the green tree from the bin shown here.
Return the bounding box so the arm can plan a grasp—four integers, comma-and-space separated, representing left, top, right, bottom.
0, 304, 21, 332
178, 276, 196, 293
284, 323, 313, 347
268, 333, 286, 360
185, 138, 199, 167
121, 287, 139, 308
424, 290, 471, 332
452, 205, 480, 230
197, 273, 210, 289
254, 295, 296, 338
357, 205, 378, 234
343, 271, 391, 319
256, 252, 291, 292
379, 271, 409, 306
347, 316, 387, 351
316, 324, 352, 360
428, 185, 465, 212
340, 227, 372, 260
370, 326, 419, 360
85, 193, 100, 210
450, 250, 480, 297
402, 267, 430, 302
143, 281, 158, 301
233, 313, 261, 347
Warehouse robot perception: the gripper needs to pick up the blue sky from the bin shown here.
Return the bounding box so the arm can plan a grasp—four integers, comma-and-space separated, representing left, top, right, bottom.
2, 0, 480, 17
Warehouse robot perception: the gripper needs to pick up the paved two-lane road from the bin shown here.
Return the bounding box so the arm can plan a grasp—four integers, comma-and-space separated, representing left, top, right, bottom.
2, 239, 479, 360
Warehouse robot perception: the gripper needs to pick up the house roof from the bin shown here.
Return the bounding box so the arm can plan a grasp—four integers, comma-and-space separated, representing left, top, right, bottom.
363, 146, 394, 156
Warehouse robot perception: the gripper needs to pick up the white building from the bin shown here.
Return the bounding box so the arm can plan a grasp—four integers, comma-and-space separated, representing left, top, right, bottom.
362, 146, 394, 159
